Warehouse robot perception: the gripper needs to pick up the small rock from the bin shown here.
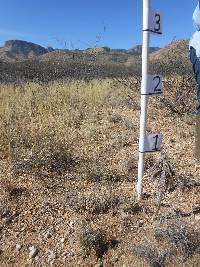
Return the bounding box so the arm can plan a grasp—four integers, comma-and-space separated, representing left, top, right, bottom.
16, 244, 22, 252
29, 246, 38, 258
26, 259, 33, 265
45, 232, 51, 238
68, 251, 75, 257
63, 251, 68, 256
110, 256, 119, 263
69, 221, 74, 228
60, 237, 65, 243
48, 251, 56, 262
35, 256, 39, 261
94, 263, 104, 267
15, 232, 20, 238
138, 220, 144, 227
63, 251, 75, 257
195, 214, 200, 221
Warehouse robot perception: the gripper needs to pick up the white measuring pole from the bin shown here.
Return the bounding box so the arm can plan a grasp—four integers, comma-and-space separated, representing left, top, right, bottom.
137, 0, 151, 200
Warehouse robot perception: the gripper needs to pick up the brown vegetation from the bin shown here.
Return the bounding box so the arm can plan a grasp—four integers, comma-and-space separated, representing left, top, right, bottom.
0, 40, 200, 266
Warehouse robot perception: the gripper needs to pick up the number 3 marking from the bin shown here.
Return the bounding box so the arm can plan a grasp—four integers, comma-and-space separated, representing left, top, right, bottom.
154, 13, 161, 32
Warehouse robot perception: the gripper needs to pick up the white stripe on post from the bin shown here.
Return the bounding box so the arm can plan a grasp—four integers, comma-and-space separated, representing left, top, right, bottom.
137, 0, 150, 200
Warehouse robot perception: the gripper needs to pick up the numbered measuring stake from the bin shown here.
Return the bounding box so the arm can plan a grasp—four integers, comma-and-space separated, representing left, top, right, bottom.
137, 0, 164, 201
141, 133, 163, 153
142, 75, 163, 96
145, 10, 163, 35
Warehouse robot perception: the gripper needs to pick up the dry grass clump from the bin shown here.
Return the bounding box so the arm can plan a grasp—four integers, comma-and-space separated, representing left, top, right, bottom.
161, 75, 196, 116
11, 128, 78, 175
179, 174, 200, 190
65, 184, 140, 215
148, 152, 176, 206
109, 113, 134, 130
5, 111, 80, 175
84, 165, 127, 183
120, 198, 142, 214
0, 77, 140, 184
132, 243, 169, 267
0, 79, 112, 173
133, 220, 200, 266
155, 221, 200, 260
79, 222, 109, 259
65, 187, 122, 214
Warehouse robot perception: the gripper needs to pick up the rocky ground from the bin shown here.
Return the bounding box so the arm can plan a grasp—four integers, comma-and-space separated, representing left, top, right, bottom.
0, 77, 200, 266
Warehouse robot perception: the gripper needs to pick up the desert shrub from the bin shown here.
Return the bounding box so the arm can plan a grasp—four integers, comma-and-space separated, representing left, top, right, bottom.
178, 174, 200, 190
0, 58, 134, 83
148, 152, 176, 205
120, 199, 142, 214
109, 113, 134, 130
79, 222, 109, 259
133, 221, 200, 266
65, 187, 121, 214
160, 75, 197, 115
133, 243, 169, 267
85, 166, 126, 183
11, 128, 78, 175
0, 80, 112, 173
65, 185, 140, 215
155, 221, 200, 260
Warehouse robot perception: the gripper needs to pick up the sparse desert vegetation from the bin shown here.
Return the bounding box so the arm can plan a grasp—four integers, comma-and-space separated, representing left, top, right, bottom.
0, 40, 200, 266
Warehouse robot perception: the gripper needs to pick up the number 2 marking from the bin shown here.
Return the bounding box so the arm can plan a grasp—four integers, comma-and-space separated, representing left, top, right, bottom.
154, 13, 161, 32
153, 75, 161, 92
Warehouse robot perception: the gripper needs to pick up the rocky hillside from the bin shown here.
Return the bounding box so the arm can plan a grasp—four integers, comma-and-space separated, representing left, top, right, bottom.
149, 39, 191, 76
0, 40, 160, 63
129, 45, 160, 55
0, 40, 51, 62
150, 40, 189, 61
0, 39, 192, 82
84, 45, 160, 55
0, 75, 199, 266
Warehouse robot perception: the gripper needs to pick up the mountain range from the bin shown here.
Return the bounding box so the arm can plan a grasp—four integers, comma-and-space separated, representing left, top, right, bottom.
0, 40, 160, 62
0, 39, 191, 83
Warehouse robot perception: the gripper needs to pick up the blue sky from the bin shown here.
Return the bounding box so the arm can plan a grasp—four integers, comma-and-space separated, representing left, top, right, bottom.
0, 0, 197, 50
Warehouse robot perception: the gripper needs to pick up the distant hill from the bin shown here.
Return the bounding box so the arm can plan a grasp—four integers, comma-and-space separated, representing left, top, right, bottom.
84, 45, 160, 55
150, 39, 189, 62
0, 40, 51, 62
149, 39, 191, 76
0, 40, 160, 63
39, 49, 130, 65
128, 45, 160, 55
39, 45, 160, 66
0, 39, 192, 83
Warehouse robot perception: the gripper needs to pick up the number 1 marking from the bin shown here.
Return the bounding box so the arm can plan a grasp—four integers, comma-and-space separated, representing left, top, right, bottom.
141, 134, 163, 153
153, 134, 159, 151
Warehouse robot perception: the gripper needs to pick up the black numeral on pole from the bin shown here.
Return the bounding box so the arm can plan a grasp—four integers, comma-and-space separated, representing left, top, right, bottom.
153, 134, 159, 151
153, 75, 161, 92
154, 13, 161, 32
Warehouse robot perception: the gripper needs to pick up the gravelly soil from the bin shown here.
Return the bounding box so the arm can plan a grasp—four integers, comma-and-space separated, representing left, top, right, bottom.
0, 77, 200, 267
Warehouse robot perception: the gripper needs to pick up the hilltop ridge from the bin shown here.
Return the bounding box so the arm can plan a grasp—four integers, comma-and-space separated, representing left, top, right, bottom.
0, 40, 51, 61
0, 40, 160, 62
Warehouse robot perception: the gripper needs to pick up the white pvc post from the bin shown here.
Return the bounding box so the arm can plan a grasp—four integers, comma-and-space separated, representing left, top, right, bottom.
137, 0, 150, 200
